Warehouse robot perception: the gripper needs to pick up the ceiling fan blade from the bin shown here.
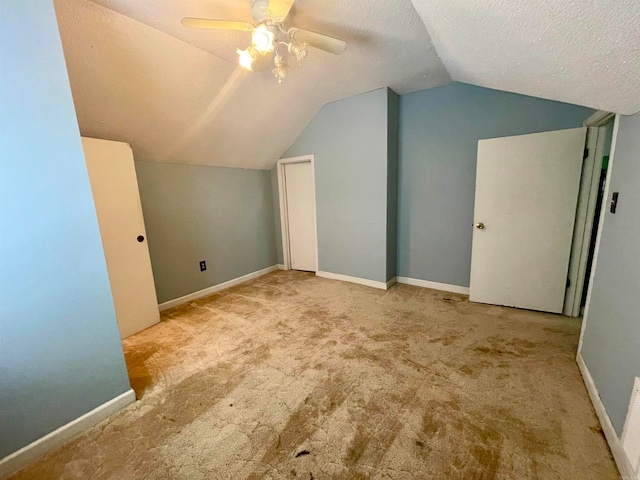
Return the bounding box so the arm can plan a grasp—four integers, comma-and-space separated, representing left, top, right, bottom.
268, 0, 296, 21
290, 29, 347, 55
181, 18, 254, 31
253, 51, 274, 72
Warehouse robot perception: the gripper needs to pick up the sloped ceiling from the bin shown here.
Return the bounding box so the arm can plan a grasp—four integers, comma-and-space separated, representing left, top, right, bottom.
54, 0, 450, 169
410, 0, 640, 115
55, 0, 639, 169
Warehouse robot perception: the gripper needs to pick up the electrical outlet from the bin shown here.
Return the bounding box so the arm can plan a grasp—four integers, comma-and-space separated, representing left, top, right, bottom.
199, 260, 206, 272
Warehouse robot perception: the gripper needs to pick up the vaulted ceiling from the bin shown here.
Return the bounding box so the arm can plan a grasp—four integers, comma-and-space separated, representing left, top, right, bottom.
411, 0, 640, 116
54, 0, 640, 169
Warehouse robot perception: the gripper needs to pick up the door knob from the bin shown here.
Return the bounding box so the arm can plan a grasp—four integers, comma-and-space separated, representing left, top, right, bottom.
475, 222, 485, 230
137, 235, 145, 242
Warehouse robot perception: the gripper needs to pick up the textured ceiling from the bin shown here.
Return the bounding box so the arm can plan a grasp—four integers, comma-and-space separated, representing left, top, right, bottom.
55, 0, 640, 169
411, 0, 640, 115
54, 0, 450, 169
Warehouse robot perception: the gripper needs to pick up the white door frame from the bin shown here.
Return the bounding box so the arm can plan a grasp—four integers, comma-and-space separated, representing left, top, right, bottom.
578, 113, 620, 351
277, 155, 319, 272
563, 111, 616, 316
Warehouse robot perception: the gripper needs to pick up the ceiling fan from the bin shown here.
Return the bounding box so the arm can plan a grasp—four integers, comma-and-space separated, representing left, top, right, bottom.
181, 0, 347, 84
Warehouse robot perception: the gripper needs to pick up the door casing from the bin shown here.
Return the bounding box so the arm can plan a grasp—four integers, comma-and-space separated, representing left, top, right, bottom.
276, 155, 319, 272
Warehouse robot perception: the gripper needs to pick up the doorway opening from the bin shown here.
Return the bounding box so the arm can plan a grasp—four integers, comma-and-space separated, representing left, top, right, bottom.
276, 155, 319, 272
579, 119, 614, 312
563, 112, 616, 317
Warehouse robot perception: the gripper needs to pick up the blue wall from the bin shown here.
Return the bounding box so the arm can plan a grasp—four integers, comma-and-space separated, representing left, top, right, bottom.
581, 112, 640, 435
283, 88, 394, 283
397, 83, 593, 287
0, 0, 130, 459
135, 162, 277, 304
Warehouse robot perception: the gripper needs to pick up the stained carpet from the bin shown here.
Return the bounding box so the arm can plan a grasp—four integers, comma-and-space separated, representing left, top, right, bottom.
8, 271, 618, 479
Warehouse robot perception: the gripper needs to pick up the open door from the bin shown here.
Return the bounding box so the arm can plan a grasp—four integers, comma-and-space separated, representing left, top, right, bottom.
278, 156, 318, 272
83, 137, 160, 338
284, 162, 317, 271
469, 128, 586, 313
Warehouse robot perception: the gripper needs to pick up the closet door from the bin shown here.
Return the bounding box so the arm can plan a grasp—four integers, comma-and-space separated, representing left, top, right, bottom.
83, 137, 160, 338
284, 162, 317, 272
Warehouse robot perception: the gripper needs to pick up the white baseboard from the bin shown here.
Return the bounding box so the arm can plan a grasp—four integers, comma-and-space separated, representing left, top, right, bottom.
395, 276, 470, 295
621, 378, 640, 475
0, 389, 135, 478
159, 265, 280, 311
316, 271, 389, 290
277, 264, 286, 270
577, 353, 637, 479
314, 273, 467, 294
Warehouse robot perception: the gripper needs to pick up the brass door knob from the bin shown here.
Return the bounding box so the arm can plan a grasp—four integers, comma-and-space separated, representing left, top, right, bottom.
475, 222, 485, 229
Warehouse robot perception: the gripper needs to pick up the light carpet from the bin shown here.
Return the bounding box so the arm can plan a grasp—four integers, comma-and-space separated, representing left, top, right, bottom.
8, 271, 618, 479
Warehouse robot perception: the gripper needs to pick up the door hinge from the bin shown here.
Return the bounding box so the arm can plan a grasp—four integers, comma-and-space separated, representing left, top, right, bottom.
583, 147, 589, 159
566, 278, 571, 288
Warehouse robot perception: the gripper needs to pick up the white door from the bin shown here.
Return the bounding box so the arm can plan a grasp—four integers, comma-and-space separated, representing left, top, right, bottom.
284, 162, 317, 271
82, 137, 160, 338
469, 128, 586, 313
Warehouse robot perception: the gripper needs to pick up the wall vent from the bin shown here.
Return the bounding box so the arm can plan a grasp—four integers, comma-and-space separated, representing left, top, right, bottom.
622, 377, 640, 475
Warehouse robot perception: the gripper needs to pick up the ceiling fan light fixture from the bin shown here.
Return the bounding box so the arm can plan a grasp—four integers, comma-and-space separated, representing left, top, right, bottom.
237, 47, 257, 71
183, 0, 347, 84
252, 24, 275, 54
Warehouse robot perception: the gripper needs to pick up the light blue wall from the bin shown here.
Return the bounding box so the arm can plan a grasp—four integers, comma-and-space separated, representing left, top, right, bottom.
0, 0, 130, 459
398, 83, 593, 286
135, 162, 277, 303
284, 88, 392, 283
581, 112, 640, 435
